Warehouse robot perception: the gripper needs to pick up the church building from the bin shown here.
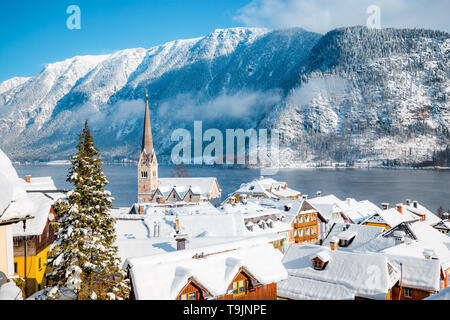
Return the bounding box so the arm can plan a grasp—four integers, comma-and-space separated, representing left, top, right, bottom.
137, 93, 221, 204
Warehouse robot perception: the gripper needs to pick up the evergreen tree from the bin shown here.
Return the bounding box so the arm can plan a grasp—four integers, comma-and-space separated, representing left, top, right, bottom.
46, 120, 130, 300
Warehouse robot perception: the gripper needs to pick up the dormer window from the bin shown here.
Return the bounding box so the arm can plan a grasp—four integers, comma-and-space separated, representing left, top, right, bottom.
312, 251, 330, 271
337, 231, 357, 247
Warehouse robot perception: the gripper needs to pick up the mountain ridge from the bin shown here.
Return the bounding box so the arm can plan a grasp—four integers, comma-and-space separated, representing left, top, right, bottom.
0, 26, 448, 165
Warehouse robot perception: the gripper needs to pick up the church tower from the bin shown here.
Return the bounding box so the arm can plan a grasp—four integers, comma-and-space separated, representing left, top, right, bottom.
137, 91, 158, 203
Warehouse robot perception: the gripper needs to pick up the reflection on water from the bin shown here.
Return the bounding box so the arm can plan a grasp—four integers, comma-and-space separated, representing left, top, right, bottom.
14, 164, 450, 212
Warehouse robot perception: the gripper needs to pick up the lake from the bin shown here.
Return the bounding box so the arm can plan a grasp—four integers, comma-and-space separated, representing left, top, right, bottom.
13, 164, 450, 213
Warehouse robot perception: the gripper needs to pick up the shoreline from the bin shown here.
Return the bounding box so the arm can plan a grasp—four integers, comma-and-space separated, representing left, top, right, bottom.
12, 161, 450, 171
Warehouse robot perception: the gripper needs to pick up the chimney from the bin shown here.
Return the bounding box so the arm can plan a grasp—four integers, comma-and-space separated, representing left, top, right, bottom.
175, 234, 188, 251
423, 249, 434, 260
302, 194, 308, 200
396, 204, 403, 214
412, 200, 418, 209
139, 205, 144, 215
25, 175, 31, 183
316, 191, 322, 197
329, 236, 338, 251
381, 203, 389, 210
175, 215, 180, 233
405, 199, 411, 206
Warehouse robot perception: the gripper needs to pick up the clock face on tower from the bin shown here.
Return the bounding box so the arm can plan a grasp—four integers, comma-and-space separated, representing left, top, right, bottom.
142, 154, 151, 166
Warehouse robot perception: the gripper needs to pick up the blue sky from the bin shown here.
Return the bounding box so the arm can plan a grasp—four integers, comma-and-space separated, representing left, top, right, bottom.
0, 0, 250, 82
1, 0, 448, 82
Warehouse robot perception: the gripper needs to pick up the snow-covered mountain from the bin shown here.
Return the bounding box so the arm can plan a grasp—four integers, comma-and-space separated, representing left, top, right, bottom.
0, 26, 448, 165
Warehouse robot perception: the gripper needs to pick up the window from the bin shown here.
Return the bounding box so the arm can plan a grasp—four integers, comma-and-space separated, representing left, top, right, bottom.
14, 263, 17, 273
180, 291, 198, 300
38, 257, 42, 269
232, 280, 246, 297
404, 288, 413, 298
313, 259, 326, 271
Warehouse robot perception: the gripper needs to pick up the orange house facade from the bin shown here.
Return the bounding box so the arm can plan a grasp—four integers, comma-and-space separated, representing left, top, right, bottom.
284, 200, 326, 245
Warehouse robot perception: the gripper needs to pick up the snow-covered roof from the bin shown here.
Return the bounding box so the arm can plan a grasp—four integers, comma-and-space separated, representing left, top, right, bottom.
220, 201, 281, 218
0, 281, 23, 300
0, 149, 34, 223
278, 275, 355, 300
383, 253, 441, 292
362, 208, 418, 229
425, 287, 450, 300
323, 223, 385, 251
115, 208, 289, 247
126, 240, 288, 300
403, 202, 442, 225
116, 235, 283, 267
342, 198, 382, 224
232, 177, 300, 199
381, 224, 450, 272
158, 177, 219, 199
12, 192, 53, 236
20, 176, 56, 191
281, 244, 399, 300
307, 195, 349, 221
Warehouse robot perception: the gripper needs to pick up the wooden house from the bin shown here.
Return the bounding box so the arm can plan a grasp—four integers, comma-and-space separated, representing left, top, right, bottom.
282, 200, 326, 245
126, 240, 287, 300
12, 177, 65, 297
277, 244, 400, 300
229, 177, 300, 204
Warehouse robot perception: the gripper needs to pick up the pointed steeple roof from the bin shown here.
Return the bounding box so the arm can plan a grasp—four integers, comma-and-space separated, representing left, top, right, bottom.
141, 90, 154, 154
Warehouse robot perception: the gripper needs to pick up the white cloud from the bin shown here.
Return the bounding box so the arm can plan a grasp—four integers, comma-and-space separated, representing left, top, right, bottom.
158, 90, 282, 122
234, 0, 450, 34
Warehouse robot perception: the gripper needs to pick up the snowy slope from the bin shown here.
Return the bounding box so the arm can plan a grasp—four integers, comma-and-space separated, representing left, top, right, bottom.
0, 26, 448, 164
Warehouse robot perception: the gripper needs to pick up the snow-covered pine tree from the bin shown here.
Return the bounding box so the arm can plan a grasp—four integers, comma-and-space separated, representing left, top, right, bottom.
46, 120, 130, 300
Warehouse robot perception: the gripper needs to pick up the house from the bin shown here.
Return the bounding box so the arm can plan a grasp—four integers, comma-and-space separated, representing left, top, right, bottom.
125, 239, 288, 300
220, 201, 292, 252
0, 149, 34, 300
332, 219, 450, 296
340, 198, 382, 224
384, 254, 441, 300
11, 176, 65, 296
113, 202, 292, 265
281, 200, 326, 245
227, 177, 300, 203
380, 221, 450, 291
400, 200, 442, 225
137, 93, 221, 204
12, 189, 63, 296
361, 206, 418, 230
322, 223, 386, 252
128, 196, 223, 216
277, 244, 399, 300
433, 220, 450, 234
305, 194, 352, 237
152, 177, 222, 204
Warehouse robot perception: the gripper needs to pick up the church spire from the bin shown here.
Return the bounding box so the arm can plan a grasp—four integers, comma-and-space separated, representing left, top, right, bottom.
141, 90, 154, 154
